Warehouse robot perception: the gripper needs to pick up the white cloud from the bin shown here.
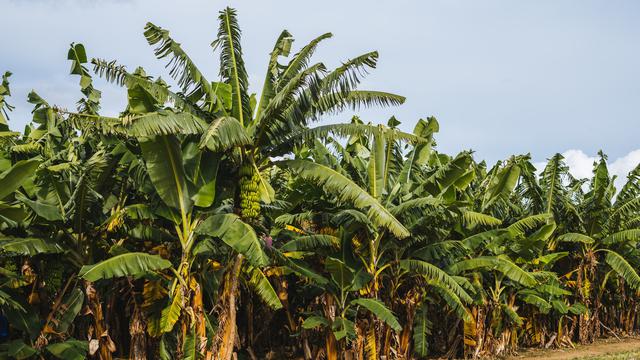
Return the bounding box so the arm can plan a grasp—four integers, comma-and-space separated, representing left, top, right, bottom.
535, 149, 640, 191
610, 149, 640, 183
562, 149, 597, 180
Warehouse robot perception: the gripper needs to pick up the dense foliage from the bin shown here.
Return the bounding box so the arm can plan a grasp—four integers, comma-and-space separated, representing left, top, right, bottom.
1, 7, 640, 360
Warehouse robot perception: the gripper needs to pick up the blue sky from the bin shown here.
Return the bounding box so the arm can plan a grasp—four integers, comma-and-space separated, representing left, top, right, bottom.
2, 0, 639, 180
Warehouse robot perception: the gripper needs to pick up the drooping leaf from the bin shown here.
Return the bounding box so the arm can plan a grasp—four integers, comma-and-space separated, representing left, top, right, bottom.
246, 266, 282, 309
602, 229, 640, 246
429, 280, 472, 321
279, 159, 409, 238
0, 289, 25, 312
350, 298, 401, 331
520, 293, 552, 314
412, 302, 430, 357
0, 203, 27, 226
0, 237, 64, 256
192, 178, 216, 208
461, 210, 502, 227
158, 291, 183, 334
271, 249, 329, 286
289, 122, 428, 148
302, 316, 330, 329
15, 193, 62, 221
195, 213, 268, 266
502, 304, 523, 326
507, 213, 553, 236
0, 159, 40, 200
557, 233, 595, 245
78, 253, 172, 281
127, 84, 159, 113
461, 229, 510, 251
568, 302, 588, 315
448, 256, 537, 287
389, 196, 442, 217
399, 259, 472, 303
528, 223, 557, 241
281, 234, 339, 252
421, 152, 473, 196
533, 252, 569, 266
601, 249, 640, 290
551, 299, 569, 314
125, 111, 207, 137
199, 116, 251, 152
537, 284, 571, 296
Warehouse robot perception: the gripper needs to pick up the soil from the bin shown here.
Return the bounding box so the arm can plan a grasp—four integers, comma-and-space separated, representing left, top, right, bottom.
507, 337, 640, 360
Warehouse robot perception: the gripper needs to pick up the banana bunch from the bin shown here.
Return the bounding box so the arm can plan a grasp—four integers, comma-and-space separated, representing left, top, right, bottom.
239, 163, 261, 220
44, 259, 65, 294
10, 142, 42, 155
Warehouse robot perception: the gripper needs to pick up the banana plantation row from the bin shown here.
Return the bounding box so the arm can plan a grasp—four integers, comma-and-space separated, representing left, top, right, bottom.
0, 7, 639, 360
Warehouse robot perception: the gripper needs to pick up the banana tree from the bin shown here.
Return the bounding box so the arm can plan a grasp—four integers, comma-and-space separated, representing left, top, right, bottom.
446, 216, 554, 357
288, 230, 403, 360
81, 8, 405, 358
553, 155, 640, 343
0, 88, 97, 360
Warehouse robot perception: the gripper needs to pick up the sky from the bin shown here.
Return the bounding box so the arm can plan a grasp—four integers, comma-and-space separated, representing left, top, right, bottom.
2, 0, 640, 185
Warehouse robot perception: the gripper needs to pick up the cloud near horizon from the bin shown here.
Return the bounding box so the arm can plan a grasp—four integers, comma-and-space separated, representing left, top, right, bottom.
534, 149, 640, 190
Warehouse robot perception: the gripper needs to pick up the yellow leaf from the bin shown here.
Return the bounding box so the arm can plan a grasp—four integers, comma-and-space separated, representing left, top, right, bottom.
365, 326, 377, 360
285, 225, 305, 234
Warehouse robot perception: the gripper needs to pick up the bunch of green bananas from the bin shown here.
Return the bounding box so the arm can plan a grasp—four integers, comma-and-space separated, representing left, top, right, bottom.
44, 259, 64, 294
239, 163, 261, 220
10, 142, 42, 155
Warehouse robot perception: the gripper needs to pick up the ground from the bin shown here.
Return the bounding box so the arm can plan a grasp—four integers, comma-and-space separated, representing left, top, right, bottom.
507, 337, 640, 360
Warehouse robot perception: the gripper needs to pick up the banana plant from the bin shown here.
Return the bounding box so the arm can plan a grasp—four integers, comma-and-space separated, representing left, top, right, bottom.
77, 8, 406, 359
553, 156, 640, 343
445, 216, 554, 357
273, 228, 401, 360
274, 118, 482, 359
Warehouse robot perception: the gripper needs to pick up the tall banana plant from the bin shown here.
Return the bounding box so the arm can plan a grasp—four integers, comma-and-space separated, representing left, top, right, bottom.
83, 7, 406, 359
